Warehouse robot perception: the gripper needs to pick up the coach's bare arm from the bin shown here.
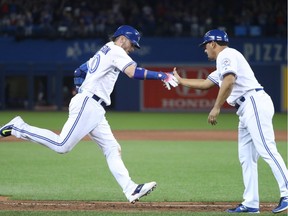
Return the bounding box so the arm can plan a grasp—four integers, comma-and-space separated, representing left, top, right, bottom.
173, 68, 215, 90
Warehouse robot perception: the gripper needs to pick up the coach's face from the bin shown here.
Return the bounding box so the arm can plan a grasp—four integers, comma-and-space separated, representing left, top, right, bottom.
204, 41, 217, 61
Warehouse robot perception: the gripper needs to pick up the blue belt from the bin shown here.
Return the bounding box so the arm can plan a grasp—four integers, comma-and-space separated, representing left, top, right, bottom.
235, 88, 263, 109
92, 94, 106, 107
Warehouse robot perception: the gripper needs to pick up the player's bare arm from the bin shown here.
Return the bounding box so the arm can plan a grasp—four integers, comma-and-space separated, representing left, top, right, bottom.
208, 73, 235, 125
173, 68, 215, 90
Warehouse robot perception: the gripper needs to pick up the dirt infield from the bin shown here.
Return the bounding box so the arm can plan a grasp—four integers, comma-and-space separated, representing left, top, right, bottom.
0, 199, 281, 212
0, 129, 287, 213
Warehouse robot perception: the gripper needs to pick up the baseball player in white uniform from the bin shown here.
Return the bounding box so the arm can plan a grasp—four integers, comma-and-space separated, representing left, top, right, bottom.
174, 29, 288, 214
0, 25, 178, 203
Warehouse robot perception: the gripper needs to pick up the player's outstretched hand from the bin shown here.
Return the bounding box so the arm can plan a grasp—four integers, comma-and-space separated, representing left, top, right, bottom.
163, 68, 178, 90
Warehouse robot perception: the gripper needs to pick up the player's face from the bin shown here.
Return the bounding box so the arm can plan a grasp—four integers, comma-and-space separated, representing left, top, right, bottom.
122, 37, 135, 54
204, 42, 217, 61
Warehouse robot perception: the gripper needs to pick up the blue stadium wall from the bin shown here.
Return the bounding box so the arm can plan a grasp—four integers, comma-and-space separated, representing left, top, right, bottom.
0, 37, 286, 112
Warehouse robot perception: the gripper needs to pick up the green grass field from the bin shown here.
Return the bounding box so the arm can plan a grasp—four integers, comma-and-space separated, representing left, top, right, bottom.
0, 111, 287, 130
0, 111, 287, 215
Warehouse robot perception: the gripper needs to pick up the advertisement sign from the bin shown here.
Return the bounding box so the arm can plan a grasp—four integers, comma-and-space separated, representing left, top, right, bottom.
141, 65, 234, 111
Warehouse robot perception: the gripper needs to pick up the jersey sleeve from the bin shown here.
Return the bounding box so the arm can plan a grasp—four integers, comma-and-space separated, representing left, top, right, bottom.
207, 70, 220, 87
110, 46, 137, 72
216, 49, 237, 79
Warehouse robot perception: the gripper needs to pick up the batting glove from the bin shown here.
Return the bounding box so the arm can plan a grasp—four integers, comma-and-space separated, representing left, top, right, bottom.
163, 73, 178, 90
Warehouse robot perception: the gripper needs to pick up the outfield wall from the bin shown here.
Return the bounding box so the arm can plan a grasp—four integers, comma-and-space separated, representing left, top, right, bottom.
0, 37, 286, 112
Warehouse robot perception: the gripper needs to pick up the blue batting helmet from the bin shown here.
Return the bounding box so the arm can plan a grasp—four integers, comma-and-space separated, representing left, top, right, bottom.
112, 25, 141, 49
199, 29, 229, 47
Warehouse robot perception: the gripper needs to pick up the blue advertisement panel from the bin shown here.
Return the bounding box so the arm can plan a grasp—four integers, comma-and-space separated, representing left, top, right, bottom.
0, 37, 286, 64
0, 37, 286, 112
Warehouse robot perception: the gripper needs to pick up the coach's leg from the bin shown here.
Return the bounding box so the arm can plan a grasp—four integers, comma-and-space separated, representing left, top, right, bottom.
238, 119, 260, 209
248, 95, 288, 197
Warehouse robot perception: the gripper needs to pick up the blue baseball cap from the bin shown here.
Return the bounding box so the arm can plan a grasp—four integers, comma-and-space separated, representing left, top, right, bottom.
199, 29, 229, 47
112, 25, 141, 49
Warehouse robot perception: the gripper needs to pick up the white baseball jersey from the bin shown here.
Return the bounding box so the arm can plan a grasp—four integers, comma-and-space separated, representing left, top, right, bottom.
79, 41, 137, 106
208, 47, 263, 106
208, 47, 288, 208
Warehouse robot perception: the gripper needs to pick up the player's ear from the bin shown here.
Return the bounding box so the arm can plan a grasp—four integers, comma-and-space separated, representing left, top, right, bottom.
115, 36, 124, 46
120, 35, 126, 43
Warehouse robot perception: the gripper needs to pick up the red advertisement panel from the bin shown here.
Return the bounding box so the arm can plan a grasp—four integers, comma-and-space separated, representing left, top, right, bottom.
141, 65, 233, 111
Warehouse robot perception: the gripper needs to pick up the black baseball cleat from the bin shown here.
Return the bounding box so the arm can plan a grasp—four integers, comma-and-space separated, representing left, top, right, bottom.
128, 182, 157, 204
0, 116, 22, 138
0, 125, 13, 137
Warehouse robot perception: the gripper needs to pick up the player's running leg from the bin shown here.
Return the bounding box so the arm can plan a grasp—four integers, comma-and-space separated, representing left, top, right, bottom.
89, 116, 157, 203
